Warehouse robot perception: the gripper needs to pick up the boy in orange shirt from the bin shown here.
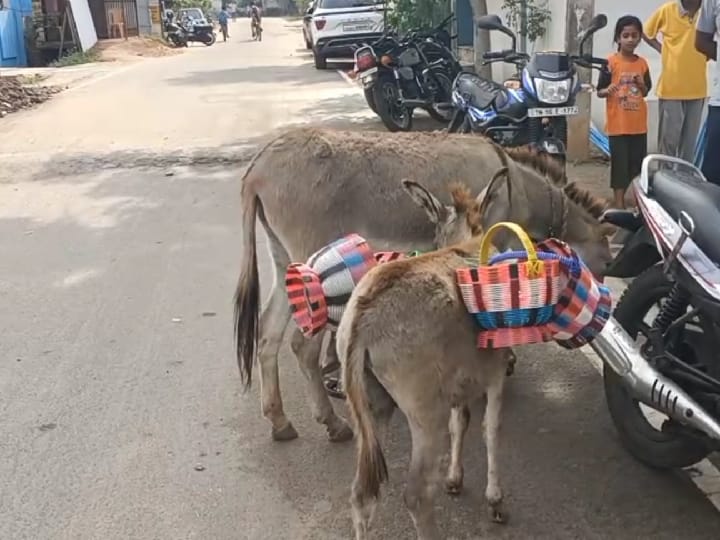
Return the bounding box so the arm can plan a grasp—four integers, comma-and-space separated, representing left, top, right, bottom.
597, 15, 653, 209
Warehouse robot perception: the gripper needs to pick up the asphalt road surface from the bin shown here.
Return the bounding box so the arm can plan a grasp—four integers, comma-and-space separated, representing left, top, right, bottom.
1, 17, 720, 540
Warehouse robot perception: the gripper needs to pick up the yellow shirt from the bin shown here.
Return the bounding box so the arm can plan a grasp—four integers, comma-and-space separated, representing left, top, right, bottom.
645, 1, 708, 99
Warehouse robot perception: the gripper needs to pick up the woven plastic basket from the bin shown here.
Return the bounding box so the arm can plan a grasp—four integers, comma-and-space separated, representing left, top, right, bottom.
286, 234, 377, 337
537, 238, 612, 349
456, 222, 562, 348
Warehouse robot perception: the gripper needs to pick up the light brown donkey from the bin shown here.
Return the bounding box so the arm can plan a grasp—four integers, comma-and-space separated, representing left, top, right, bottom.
338, 178, 516, 540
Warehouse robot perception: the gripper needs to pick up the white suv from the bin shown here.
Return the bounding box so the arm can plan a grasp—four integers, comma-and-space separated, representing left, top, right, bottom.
309, 0, 385, 70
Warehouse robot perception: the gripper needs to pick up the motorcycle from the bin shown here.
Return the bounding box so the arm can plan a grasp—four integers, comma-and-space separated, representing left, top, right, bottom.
594, 154, 720, 469
164, 12, 216, 47
352, 14, 461, 132
447, 13, 608, 166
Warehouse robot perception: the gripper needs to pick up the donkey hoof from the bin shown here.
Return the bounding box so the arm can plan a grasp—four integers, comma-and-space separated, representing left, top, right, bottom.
505, 363, 515, 377
327, 421, 354, 443
272, 422, 299, 442
445, 478, 463, 496
488, 503, 508, 524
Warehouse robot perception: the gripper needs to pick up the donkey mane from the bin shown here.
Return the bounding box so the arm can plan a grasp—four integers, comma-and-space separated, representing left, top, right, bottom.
499, 144, 610, 221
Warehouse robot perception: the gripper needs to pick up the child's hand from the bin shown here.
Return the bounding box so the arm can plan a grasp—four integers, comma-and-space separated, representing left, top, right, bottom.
606, 83, 620, 95
634, 75, 647, 94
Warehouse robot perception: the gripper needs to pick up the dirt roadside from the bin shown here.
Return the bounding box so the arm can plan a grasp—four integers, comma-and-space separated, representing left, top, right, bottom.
0, 38, 180, 118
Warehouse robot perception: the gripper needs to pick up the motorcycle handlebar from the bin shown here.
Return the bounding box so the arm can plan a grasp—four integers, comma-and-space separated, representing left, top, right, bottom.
482, 50, 507, 60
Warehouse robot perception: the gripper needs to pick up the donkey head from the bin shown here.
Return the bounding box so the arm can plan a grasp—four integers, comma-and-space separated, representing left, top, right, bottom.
401, 178, 485, 248
477, 164, 614, 277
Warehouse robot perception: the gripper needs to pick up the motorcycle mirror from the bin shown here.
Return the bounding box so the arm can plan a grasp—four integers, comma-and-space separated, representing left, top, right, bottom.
588, 14, 608, 32
476, 14, 503, 31
578, 13, 607, 55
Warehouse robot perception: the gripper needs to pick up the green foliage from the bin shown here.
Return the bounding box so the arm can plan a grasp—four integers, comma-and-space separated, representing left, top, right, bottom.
385, 0, 451, 33
501, 0, 551, 44
168, 0, 213, 13
51, 47, 101, 67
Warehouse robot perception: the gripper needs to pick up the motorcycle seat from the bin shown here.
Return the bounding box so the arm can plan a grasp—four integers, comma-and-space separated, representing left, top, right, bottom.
455, 72, 504, 109
650, 169, 720, 263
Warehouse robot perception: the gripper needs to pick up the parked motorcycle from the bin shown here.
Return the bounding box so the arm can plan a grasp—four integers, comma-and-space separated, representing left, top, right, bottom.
594, 154, 720, 469
164, 11, 216, 47
447, 13, 608, 166
353, 14, 462, 132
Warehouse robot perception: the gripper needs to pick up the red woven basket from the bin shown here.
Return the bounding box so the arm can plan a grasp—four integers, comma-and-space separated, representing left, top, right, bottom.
285, 234, 376, 337
456, 222, 562, 348
538, 239, 612, 349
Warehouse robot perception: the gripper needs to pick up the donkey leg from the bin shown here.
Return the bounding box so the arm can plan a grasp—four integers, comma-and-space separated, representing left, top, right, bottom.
445, 405, 470, 496
505, 348, 517, 377
483, 363, 508, 524
257, 229, 296, 441
290, 328, 353, 442
405, 417, 445, 540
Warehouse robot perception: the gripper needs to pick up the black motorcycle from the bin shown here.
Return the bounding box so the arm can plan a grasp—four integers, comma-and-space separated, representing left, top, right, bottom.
164, 12, 216, 47
353, 14, 461, 132
594, 154, 720, 469
448, 14, 608, 165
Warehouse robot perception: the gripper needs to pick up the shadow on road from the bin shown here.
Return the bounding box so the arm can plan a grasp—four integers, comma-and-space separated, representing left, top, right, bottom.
164, 64, 343, 86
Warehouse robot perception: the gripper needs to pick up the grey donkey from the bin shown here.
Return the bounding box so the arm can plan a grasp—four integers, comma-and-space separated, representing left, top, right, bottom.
338, 178, 519, 540
233, 127, 615, 442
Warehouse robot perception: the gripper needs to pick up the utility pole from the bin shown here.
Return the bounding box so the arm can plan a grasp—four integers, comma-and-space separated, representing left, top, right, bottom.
565, 0, 594, 161
469, 0, 491, 79
518, 0, 527, 53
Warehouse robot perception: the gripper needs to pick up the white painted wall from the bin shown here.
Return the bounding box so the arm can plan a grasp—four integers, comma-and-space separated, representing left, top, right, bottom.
480, 0, 716, 152
68, 0, 98, 52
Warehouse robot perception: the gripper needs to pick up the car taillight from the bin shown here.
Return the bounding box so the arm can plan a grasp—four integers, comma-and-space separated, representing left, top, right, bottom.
356, 53, 376, 71
314, 18, 326, 30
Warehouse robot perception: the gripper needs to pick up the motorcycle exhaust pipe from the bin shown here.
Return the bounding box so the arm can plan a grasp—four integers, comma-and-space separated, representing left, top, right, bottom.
590, 316, 720, 441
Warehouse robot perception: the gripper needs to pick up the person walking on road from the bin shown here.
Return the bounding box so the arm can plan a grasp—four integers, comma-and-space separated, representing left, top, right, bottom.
218, 5, 230, 42
643, 0, 706, 162
696, 0, 720, 183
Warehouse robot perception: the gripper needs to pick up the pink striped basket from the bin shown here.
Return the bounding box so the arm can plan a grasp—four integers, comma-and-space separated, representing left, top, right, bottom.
456, 222, 562, 349
286, 235, 412, 338
537, 238, 612, 349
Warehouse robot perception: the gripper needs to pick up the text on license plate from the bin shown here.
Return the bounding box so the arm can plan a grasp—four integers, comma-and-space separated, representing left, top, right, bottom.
344, 23, 372, 32
528, 106, 579, 118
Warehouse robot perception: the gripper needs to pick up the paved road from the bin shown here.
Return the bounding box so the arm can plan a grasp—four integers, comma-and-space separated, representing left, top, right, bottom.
2, 18, 720, 540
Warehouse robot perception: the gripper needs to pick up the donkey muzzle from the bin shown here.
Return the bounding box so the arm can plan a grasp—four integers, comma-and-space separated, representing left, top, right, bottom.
590, 316, 720, 441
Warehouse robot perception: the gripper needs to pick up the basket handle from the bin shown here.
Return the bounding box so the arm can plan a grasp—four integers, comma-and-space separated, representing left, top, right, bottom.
490, 250, 580, 272
479, 222, 541, 276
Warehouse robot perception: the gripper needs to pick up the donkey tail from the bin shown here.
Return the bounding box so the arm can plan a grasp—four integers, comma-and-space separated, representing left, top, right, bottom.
233, 188, 260, 389
341, 324, 388, 500
233, 132, 290, 389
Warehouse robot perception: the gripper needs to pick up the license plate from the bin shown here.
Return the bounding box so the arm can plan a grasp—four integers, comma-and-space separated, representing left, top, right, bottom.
343, 23, 371, 32
528, 106, 579, 117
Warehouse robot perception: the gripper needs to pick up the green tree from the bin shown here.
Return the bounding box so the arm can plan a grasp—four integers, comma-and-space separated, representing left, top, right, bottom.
385, 0, 451, 33
500, 0, 552, 46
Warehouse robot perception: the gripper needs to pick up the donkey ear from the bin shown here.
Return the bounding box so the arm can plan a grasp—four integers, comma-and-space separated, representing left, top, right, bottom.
476, 167, 509, 210
402, 179, 447, 224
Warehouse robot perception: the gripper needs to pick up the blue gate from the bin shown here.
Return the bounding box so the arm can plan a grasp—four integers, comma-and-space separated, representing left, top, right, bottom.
455, 0, 473, 47
0, 0, 32, 67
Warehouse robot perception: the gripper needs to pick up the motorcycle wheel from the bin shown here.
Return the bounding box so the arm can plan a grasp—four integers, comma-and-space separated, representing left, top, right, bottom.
603, 264, 710, 469
424, 71, 454, 122
203, 33, 216, 46
363, 87, 379, 115
373, 78, 412, 132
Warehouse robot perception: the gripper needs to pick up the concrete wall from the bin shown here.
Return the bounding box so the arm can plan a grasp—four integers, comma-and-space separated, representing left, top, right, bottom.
136, 0, 153, 35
